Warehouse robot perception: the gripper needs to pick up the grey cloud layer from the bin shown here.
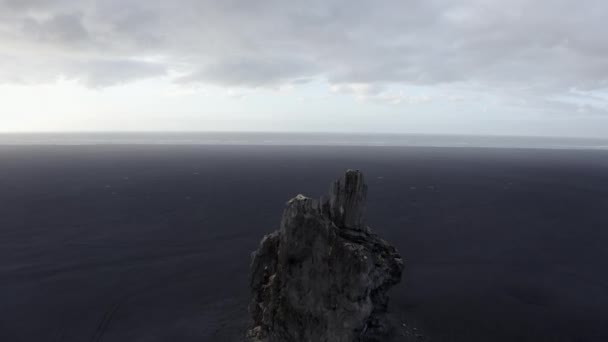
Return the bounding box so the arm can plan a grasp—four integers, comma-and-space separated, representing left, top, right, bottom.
0, 0, 607, 92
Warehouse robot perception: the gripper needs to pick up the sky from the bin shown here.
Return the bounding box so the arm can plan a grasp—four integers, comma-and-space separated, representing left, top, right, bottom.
0, 0, 607, 137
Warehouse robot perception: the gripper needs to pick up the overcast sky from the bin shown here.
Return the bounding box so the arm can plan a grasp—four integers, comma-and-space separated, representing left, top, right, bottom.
1, 0, 607, 136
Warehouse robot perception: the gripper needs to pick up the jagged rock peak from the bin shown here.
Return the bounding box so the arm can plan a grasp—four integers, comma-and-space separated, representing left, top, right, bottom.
247, 170, 404, 342
324, 169, 368, 229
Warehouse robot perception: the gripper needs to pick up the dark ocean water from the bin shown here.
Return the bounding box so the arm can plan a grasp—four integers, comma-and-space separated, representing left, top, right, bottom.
1, 143, 608, 342
2, 132, 608, 150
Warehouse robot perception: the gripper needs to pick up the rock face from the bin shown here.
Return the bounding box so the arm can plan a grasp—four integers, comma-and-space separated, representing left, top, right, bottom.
247, 170, 404, 342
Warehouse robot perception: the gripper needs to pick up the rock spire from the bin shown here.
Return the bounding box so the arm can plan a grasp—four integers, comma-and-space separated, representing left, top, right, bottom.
247, 170, 403, 342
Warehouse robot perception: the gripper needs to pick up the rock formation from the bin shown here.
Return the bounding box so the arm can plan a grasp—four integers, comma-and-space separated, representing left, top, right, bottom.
247, 170, 404, 342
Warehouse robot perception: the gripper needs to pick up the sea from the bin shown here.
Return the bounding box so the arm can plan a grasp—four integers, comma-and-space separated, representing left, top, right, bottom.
1, 132, 608, 150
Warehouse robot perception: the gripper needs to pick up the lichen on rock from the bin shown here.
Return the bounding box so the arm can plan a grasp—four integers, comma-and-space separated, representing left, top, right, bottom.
247, 170, 404, 342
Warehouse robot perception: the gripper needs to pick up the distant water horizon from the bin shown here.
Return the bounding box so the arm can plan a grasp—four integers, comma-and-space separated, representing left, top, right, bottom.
1, 132, 608, 150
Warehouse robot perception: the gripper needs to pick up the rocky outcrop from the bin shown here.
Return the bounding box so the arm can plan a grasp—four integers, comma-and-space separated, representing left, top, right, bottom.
247, 170, 404, 342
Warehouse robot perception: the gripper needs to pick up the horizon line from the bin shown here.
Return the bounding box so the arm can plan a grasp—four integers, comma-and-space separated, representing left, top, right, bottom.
0, 130, 607, 141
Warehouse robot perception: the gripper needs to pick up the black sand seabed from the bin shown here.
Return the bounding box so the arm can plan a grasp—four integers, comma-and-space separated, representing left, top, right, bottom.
1, 145, 608, 342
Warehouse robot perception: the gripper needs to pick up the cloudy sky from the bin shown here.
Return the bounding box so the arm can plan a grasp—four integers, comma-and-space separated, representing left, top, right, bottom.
1, 0, 607, 136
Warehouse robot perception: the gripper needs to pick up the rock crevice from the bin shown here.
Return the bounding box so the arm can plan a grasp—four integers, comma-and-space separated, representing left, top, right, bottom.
247, 170, 403, 342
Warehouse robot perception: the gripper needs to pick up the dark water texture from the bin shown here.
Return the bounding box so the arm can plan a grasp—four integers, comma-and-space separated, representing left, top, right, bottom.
1, 145, 608, 342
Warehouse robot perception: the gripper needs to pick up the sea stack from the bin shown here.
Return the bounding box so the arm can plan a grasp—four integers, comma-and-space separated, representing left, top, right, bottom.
247, 170, 404, 342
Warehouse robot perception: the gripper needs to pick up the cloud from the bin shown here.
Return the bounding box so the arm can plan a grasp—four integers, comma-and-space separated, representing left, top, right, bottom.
20, 12, 89, 46
72, 59, 167, 87
330, 83, 385, 97
179, 57, 315, 87
0, 0, 606, 102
